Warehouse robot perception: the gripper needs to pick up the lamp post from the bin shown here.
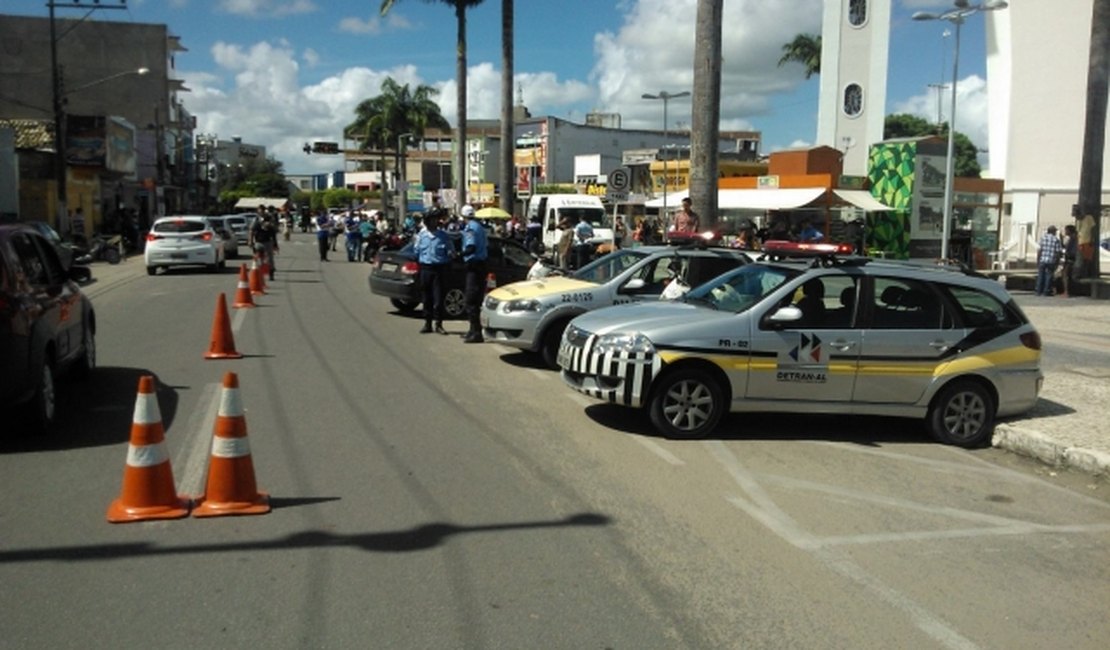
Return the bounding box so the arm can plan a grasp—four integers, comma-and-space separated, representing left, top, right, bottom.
642, 90, 690, 240
397, 132, 413, 224
913, 1, 1008, 261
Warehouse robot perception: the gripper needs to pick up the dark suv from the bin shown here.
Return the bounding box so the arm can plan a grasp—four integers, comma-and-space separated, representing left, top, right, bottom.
0, 224, 96, 433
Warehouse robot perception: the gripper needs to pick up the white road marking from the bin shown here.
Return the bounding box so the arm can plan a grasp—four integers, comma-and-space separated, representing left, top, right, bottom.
631, 437, 685, 465
527, 368, 550, 381
177, 382, 222, 496
232, 306, 247, 333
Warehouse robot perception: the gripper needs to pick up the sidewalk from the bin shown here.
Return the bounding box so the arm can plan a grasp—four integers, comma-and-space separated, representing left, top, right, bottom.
992, 291, 1110, 477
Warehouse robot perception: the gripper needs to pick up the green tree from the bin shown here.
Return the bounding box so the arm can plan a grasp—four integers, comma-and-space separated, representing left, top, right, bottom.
778, 34, 822, 79
380, 0, 486, 206
1077, 0, 1108, 278
884, 113, 981, 178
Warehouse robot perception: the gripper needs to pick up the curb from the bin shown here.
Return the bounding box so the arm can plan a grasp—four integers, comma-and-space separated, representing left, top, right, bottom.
993, 424, 1110, 477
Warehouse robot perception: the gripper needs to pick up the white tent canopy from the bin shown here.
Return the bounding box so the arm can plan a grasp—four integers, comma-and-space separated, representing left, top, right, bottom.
718, 188, 826, 210
644, 190, 689, 208
832, 190, 893, 211
234, 197, 291, 211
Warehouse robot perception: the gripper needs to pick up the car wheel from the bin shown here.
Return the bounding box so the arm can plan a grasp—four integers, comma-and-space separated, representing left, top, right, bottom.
24, 357, 56, 434
540, 321, 570, 369
146, 266, 157, 276
390, 298, 419, 313
649, 368, 726, 439
73, 319, 96, 379
444, 288, 466, 319
104, 247, 121, 264
927, 379, 995, 448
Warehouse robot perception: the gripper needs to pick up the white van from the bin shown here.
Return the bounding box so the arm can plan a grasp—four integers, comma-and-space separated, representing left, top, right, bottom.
528, 194, 611, 254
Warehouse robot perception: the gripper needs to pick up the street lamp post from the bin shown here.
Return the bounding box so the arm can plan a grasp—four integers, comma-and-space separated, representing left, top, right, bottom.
397, 132, 413, 224
913, 0, 1008, 261
642, 90, 690, 240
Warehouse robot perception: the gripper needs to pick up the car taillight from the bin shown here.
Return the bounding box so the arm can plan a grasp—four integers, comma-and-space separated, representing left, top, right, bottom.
146, 233, 162, 241
200, 232, 213, 241
1020, 331, 1042, 351
401, 261, 420, 275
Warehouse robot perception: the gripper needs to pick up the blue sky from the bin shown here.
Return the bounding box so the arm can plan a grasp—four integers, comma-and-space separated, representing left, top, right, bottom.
6, 0, 996, 175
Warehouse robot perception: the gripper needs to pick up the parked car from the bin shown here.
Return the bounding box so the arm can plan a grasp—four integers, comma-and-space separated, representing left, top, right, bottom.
24, 220, 81, 271
558, 241, 1043, 447
221, 214, 251, 246
204, 216, 240, 259
144, 215, 227, 275
0, 223, 96, 433
482, 244, 751, 368
368, 234, 535, 319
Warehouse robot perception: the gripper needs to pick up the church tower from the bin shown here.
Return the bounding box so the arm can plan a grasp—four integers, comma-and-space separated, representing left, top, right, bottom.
816, 0, 891, 176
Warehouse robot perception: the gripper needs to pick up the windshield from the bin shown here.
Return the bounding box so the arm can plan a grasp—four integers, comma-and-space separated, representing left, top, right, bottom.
571, 249, 649, 284
558, 207, 606, 228
684, 264, 798, 313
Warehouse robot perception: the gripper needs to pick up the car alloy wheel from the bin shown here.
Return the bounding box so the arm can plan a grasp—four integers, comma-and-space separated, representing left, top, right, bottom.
649, 368, 725, 439
927, 380, 995, 448
444, 288, 466, 319
74, 320, 96, 378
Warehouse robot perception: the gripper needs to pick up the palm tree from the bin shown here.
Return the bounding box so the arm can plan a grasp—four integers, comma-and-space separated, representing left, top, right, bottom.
778, 34, 822, 79
380, 0, 486, 208
345, 77, 450, 214
1077, 0, 1108, 278
690, 0, 723, 227
499, 0, 514, 215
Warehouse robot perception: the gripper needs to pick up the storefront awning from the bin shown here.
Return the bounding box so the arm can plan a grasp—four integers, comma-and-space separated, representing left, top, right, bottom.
832, 190, 893, 212
718, 187, 827, 210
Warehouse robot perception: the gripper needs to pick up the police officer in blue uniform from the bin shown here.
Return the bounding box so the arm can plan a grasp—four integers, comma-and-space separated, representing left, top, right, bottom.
460, 204, 488, 343
414, 208, 452, 334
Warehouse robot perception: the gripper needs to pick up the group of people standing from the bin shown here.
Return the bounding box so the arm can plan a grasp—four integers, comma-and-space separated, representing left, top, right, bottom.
413, 204, 488, 343
1035, 223, 1080, 297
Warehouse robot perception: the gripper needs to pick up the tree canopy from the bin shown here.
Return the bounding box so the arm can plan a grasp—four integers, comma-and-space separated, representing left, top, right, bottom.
778, 34, 822, 79
884, 113, 982, 178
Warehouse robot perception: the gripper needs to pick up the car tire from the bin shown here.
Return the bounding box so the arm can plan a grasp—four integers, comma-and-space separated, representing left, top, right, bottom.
146, 266, 157, 276
104, 247, 121, 264
390, 298, 419, 313
927, 379, 995, 448
444, 288, 466, 319
72, 319, 96, 379
540, 321, 570, 369
23, 356, 56, 434
649, 368, 726, 439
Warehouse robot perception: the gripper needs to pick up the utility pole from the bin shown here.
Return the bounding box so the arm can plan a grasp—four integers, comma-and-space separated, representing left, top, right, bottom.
49, 0, 128, 235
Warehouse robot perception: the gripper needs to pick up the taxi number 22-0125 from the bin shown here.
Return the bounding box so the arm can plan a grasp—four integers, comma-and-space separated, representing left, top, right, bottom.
560, 292, 593, 303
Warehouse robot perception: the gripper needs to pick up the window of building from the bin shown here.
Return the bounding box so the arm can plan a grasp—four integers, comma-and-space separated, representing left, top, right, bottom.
843, 84, 864, 117
849, 0, 867, 26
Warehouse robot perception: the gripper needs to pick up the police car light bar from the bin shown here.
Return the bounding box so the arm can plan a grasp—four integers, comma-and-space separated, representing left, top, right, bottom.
761, 240, 855, 256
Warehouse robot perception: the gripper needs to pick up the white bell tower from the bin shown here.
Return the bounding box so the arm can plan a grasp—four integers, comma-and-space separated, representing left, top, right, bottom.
816, 0, 891, 176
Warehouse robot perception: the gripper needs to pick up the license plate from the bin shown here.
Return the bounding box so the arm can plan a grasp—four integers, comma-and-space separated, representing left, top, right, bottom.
170, 253, 187, 259
381, 263, 398, 273
556, 345, 571, 369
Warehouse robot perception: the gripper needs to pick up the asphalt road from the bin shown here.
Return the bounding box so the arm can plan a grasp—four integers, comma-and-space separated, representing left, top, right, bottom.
2, 235, 1108, 649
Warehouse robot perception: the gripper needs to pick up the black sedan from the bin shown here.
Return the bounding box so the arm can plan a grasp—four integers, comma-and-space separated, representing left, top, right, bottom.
0, 223, 96, 433
369, 234, 535, 319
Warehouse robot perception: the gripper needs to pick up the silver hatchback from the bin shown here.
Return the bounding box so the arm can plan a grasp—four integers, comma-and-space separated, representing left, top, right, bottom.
558, 243, 1043, 448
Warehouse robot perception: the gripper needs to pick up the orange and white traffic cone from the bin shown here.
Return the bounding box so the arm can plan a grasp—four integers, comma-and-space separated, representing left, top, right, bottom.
193, 372, 270, 517
232, 264, 256, 309
204, 292, 243, 360
107, 375, 190, 523
250, 257, 267, 295
485, 272, 497, 293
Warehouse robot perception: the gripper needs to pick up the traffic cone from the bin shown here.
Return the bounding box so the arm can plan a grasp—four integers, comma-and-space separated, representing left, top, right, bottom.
204, 293, 243, 360
249, 265, 265, 296
232, 264, 256, 308
107, 375, 190, 523
485, 272, 497, 293
193, 372, 270, 517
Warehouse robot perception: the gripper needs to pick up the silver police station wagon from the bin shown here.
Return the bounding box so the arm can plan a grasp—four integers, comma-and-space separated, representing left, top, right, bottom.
558, 242, 1043, 447
482, 245, 751, 368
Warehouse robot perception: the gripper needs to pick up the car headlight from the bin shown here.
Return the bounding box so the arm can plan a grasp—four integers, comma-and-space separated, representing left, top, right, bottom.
593, 331, 655, 356
503, 298, 542, 313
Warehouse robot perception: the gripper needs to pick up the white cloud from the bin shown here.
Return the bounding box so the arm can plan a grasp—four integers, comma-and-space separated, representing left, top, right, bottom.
302, 48, 320, 68
337, 16, 384, 35
890, 73, 991, 165
217, 0, 317, 17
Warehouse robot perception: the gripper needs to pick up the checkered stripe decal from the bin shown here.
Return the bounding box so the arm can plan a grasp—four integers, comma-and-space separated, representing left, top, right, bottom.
562, 334, 661, 407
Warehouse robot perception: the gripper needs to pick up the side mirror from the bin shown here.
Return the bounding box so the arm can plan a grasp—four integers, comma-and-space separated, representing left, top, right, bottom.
620, 278, 646, 294
764, 305, 802, 329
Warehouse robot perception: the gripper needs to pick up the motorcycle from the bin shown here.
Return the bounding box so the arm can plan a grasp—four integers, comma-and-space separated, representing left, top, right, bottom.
74, 233, 123, 265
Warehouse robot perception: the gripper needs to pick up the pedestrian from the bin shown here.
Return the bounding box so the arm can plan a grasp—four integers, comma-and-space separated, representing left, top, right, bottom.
556, 219, 574, 271
613, 215, 626, 249
573, 217, 595, 269
671, 197, 699, 237
524, 216, 543, 255
249, 208, 279, 280
1060, 224, 1078, 298
359, 214, 375, 262
315, 210, 330, 261
344, 212, 362, 262
329, 213, 342, 251
460, 204, 488, 343
799, 219, 824, 243
1034, 225, 1062, 296
414, 208, 452, 334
